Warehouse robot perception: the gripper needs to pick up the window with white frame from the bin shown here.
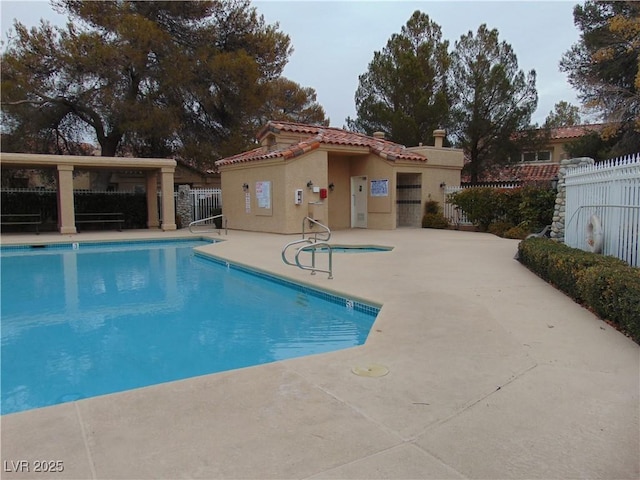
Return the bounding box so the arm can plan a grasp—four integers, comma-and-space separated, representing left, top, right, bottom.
522, 150, 552, 162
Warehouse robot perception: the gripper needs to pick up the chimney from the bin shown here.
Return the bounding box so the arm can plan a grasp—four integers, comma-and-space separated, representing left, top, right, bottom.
372, 131, 385, 139
433, 129, 446, 148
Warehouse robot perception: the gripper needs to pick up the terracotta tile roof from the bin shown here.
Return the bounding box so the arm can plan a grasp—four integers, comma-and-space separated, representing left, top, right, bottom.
216, 121, 428, 166
549, 123, 604, 140
463, 162, 560, 184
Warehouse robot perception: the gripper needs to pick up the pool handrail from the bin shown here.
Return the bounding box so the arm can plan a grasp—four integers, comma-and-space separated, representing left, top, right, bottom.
295, 241, 333, 279
302, 217, 331, 242
281, 218, 333, 278
189, 214, 227, 235
282, 237, 314, 267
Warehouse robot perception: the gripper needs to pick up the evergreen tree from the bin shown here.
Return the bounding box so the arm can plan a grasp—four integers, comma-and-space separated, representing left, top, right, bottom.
560, 1, 640, 156
544, 101, 582, 128
449, 24, 538, 183
1, 0, 327, 168
346, 11, 450, 146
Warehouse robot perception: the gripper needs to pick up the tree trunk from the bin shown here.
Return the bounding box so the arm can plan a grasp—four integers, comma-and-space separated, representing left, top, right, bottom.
91, 132, 123, 190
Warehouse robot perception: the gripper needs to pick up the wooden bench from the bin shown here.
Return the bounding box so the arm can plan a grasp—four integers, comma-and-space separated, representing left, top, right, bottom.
1, 213, 42, 234
76, 213, 124, 231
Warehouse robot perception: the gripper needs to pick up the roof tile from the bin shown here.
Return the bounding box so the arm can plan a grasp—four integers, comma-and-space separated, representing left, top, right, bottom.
216, 121, 428, 166
463, 163, 560, 183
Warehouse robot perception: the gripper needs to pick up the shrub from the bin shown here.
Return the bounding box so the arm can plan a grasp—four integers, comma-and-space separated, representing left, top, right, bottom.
448, 187, 498, 231
422, 200, 449, 229
449, 186, 555, 235
503, 225, 529, 239
518, 238, 639, 344
422, 213, 449, 229
487, 221, 514, 237
519, 186, 556, 232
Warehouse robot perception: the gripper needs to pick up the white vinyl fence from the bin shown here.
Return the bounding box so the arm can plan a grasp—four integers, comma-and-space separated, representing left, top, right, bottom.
564, 153, 640, 267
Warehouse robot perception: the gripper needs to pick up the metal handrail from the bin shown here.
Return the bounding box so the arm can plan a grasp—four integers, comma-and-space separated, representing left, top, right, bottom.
281, 238, 314, 267
302, 216, 331, 242
189, 214, 227, 235
295, 241, 333, 279
281, 217, 333, 278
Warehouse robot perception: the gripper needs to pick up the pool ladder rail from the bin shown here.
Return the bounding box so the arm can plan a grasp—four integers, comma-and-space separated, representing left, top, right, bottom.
282, 217, 333, 279
189, 214, 227, 235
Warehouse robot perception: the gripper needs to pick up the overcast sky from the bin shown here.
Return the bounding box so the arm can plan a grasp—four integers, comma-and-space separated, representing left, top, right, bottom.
1, 0, 583, 129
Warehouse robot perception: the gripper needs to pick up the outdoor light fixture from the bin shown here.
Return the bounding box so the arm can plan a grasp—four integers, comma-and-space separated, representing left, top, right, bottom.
551, 175, 559, 191
307, 180, 314, 189
439, 181, 447, 188
242, 183, 249, 192
329, 182, 335, 192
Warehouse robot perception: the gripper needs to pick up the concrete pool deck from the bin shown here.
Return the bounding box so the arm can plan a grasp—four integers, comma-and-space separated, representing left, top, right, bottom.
1, 228, 638, 479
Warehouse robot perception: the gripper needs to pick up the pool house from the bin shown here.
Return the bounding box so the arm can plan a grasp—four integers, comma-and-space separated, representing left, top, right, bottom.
216, 121, 464, 234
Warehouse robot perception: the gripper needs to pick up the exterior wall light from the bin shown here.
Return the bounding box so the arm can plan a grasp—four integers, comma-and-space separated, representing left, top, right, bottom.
439, 182, 447, 189
306, 180, 313, 189
242, 183, 249, 192
328, 182, 335, 192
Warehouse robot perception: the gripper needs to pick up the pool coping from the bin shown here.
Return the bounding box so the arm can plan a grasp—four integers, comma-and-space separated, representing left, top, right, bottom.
1, 228, 638, 479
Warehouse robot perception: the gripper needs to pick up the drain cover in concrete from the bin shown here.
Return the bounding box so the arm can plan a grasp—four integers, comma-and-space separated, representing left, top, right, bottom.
351, 364, 389, 377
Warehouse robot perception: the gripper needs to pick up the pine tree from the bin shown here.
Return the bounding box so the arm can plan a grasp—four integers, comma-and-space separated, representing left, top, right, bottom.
560, 1, 640, 155
449, 24, 538, 183
346, 11, 450, 146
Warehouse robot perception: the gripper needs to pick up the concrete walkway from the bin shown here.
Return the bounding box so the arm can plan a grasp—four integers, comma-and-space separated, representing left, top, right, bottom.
1, 228, 638, 479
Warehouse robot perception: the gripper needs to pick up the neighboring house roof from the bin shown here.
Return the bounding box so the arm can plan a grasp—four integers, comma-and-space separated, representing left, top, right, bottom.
462, 163, 560, 184
548, 123, 605, 140
215, 121, 428, 166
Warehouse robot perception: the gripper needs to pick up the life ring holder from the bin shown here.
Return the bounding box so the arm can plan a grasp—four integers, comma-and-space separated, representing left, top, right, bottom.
586, 214, 604, 253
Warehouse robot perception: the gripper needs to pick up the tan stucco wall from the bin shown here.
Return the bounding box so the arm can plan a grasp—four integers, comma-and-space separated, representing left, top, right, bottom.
327, 156, 351, 230
285, 150, 328, 233
357, 155, 396, 230
220, 151, 328, 234
219, 143, 464, 234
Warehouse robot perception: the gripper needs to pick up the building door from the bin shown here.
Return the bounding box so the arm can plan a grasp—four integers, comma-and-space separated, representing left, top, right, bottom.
351, 176, 367, 228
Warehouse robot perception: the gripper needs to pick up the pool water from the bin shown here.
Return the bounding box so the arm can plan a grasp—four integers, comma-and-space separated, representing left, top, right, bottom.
0, 239, 378, 415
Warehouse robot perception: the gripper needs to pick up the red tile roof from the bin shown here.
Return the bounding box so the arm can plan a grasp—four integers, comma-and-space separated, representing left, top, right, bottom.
463, 162, 560, 184
216, 121, 428, 166
549, 124, 604, 140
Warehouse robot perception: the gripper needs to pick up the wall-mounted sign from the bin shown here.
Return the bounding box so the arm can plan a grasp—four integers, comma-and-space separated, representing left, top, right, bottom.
245, 192, 251, 213
370, 179, 389, 197
255, 181, 271, 209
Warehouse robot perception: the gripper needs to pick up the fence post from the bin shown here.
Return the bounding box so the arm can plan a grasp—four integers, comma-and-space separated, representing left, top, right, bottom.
176, 185, 193, 229
550, 157, 594, 242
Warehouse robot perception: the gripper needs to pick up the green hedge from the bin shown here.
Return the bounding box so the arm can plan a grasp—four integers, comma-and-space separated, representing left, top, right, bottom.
518, 238, 640, 344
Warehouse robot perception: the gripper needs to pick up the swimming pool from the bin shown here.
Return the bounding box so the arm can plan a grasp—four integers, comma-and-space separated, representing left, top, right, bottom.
0, 239, 379, 415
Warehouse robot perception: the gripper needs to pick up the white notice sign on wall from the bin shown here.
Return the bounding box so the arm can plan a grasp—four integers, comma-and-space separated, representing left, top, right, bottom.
255, 181, 271, 209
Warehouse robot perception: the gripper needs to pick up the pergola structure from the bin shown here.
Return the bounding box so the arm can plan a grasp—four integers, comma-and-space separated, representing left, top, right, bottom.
0, 153, 177, 234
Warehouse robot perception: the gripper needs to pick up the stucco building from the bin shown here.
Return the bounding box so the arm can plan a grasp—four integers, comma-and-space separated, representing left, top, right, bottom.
216, 121, 463, 234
